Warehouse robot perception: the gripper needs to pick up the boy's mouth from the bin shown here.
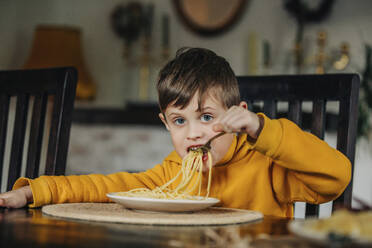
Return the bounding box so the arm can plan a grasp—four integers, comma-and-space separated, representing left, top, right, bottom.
187, 145, 210, 162
187, 145, 202, 152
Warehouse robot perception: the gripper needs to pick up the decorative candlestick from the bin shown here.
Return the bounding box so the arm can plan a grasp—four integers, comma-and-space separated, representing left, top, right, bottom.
138, 38, 151, 101
162, 14, 170, 60
247, 33, 258, 75
262, 40, 271, 75
138, 4, 153, 101
333, 42, 350, 71
293, 42, 303, 74
315, 31, 327, 74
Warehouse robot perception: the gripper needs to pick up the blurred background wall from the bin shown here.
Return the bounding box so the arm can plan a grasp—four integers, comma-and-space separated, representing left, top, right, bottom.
1, 0, 371, 106
0, 0, 372, 214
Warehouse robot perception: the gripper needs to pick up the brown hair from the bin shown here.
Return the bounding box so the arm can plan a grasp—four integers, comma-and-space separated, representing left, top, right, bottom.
157, 47, 240, 112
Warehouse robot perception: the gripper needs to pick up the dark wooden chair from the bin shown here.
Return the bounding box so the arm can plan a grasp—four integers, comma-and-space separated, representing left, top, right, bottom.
0, 67, 77, 191
237, 74, 360, 217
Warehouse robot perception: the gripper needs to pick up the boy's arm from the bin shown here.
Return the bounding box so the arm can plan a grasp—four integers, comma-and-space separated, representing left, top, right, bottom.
11, 163, 173, 208
253, 113, 351, 204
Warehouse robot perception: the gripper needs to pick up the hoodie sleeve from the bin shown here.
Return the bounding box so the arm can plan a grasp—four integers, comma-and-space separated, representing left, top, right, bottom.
251, 113, 352, 204
12, 163, 175, 208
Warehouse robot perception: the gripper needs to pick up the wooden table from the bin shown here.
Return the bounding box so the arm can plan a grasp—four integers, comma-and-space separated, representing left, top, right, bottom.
0, 207, 321, 248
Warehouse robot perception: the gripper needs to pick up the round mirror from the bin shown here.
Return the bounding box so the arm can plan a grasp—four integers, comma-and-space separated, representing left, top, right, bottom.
173, 0, 248, 37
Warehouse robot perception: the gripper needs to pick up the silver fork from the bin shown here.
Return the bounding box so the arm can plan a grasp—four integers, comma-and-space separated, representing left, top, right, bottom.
190, 132, 226, 153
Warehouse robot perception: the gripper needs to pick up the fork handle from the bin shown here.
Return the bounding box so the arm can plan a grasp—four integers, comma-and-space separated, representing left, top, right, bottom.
205, 132, 226, 147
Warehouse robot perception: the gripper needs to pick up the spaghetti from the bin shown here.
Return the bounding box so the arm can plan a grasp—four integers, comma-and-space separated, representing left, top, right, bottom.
117, 149, 213, 200
305, 209, 372, 240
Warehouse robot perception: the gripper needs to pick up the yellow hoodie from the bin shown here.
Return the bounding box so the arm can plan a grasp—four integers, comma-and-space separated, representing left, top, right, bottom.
13, 114, 351, 217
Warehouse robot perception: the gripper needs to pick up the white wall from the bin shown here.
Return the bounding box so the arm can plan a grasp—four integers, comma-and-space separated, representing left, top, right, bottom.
1, 0, 372, 208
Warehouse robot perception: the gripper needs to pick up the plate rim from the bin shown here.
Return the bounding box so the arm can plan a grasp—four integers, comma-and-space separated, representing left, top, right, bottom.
106, 192, 220, 204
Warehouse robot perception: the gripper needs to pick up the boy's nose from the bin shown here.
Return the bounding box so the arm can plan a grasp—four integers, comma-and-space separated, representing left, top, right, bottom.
187, 125, 203, 140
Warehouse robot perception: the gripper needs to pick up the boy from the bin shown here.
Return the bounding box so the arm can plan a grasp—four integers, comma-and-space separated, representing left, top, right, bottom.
0, 48, 351, 217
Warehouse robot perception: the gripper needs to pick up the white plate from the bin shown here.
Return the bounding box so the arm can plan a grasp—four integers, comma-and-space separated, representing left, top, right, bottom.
288, 218, 372, 246
106, 193, 220, 212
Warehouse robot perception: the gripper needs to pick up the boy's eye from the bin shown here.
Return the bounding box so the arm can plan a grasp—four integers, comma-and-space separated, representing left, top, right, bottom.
174, 118, 185, 125
201, 114, 213, 122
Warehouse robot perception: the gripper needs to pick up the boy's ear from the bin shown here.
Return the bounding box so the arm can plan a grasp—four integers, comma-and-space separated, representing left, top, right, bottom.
239, 101, 248, 109
159, 113, 170, 130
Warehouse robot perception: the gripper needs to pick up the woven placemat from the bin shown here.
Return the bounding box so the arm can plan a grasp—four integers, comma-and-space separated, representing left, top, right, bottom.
42, 203, 263, 226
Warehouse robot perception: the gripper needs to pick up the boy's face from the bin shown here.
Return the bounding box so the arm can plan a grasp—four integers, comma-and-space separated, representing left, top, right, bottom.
159, 91, 234, 171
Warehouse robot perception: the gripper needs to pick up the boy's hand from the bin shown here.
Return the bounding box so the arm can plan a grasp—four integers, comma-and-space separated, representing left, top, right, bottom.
0, 186, 33, 208
213, 101, 263, 140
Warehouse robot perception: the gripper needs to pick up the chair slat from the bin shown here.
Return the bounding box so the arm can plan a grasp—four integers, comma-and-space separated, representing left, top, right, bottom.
0, 94, 10, 188
247, 101, 254, 111
333, 76, 360, 210
305, 203, 319, 217
263, 100, 277, 118
311, 100, 326, 139
45, 70, 76, 176
305, 100, 326, 217
288, 100, 302, 125
7, 94, 29, 190
45, 95, 58, 175
25, 94, 48, 178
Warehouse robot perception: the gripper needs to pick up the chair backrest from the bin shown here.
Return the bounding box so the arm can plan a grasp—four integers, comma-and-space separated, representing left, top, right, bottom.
237, 74, 360, 217
0, 67, 77, 191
